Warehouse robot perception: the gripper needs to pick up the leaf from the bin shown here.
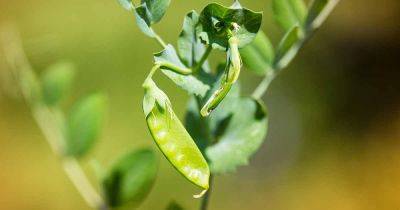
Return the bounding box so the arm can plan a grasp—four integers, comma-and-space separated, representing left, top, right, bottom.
154, 44, 190, 73
206, 98, 268, 173
65, 93, 107, 157
199, 3, 263, 49
177, 11, 210, 72
117, 0, 133, 10
154, 45, 210, 97
185, 97, 212, 152
305, 0, 339, 30
131, 0, 170, 37
166, 201, 184, 210
134, 4, 156, 37
274, 25, 302, 69
41, 62, 75, 106
185, 71, 240, 152
240, 31, 275, 75
102, 149, 158, 207
185, 70, 267, 174
141, 0, 171, 24
272, 0, 307, 31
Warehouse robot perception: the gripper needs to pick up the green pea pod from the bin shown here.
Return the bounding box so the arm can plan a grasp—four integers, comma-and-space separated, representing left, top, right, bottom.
200, 80, 232, 117
143, 79, 210, 193
226, 36, 242, 84
200, 36, 241, 117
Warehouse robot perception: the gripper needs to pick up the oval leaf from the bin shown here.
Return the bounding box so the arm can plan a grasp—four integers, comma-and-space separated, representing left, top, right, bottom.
65, 93, 107, 157
102, 149, 158, 207
199, 3, 262, 49
41, 62, 75, 106
185, 71, 240, 152
117, 0, 133, 10
240, 31, 275, 75
142, 0, 171, 24
272, 0, 307, 31
177, 11, 210, 72
206, 98, 268, 174
134, 4, 157, 37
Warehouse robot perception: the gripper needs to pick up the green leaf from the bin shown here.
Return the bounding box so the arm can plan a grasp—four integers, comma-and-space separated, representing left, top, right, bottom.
272, 0, 307, 31
41, 62, 75, 106
305, 0, 339, 30
185, 70, 240, 152
117, 0, 133, 10
240, 31, 275, 75
177, 11, 210, 72
274, 25, 302, 69
102, 149, 158, 207
199, 3, 263, 49
141, 0, 171, 24
154, 45, 210, 97
65, 93, 107, 157
185, 70, 266, 174
206, 98, 268, 173
166, 201, 184, 210
132, 0, 170, 37
134, 4, 156, 37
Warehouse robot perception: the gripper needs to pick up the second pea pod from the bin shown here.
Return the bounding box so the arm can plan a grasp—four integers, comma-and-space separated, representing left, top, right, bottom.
142, 78, 210, 192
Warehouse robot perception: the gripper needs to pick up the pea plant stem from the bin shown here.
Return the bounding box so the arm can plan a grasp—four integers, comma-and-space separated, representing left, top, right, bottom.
63, 158, 106, 209
193, 45, 213, 73
154, 33, 167, 48
200, 175, 214, 210
251, 30, 315, 99
252, 70, 276, 99
0, 25, 108, 210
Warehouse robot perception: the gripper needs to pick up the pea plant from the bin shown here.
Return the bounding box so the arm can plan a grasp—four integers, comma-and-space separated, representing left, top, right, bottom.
115, 0, 339, 209
0, 0, 338, 209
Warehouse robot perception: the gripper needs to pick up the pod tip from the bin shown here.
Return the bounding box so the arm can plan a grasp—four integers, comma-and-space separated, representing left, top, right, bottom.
193, 189, 208, 199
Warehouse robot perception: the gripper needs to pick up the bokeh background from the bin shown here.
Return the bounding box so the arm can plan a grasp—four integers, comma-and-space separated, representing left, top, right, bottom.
0, 0, 399, 209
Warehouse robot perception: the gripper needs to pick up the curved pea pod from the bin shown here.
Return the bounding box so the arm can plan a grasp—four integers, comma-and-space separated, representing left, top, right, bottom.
200, 37, 241, 117
200, 80, 232, 117
226, 36, 242, 84
142, 79, 210, 192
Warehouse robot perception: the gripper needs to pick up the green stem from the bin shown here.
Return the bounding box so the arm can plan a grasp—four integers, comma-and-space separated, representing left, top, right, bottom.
193, 45, 212, 73
63, 158, 105, 209
145, 64, 161, 82
157, 61, 192, 75
200, 175, 214, 210
252, 70, 276, 99
154, 33, 167, 48
251, 30, 308, 99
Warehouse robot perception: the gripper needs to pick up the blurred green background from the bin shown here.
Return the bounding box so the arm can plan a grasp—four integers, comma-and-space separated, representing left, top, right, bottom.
1, 0, 400, 209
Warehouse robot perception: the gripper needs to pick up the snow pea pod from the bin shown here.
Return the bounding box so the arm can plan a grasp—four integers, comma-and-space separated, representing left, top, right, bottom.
143, 78, 210, 192
200, 36, 241, 117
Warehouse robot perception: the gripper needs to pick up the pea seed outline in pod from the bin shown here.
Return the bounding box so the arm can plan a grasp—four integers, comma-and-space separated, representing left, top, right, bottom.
143, 80, 210, 195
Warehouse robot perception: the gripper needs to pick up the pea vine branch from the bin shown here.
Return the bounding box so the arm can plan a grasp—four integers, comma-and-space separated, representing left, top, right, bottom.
1, 0, 339, 209
115, 0, 339, 209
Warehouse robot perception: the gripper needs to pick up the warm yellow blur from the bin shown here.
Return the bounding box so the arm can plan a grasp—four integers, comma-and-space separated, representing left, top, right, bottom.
0, 0, 399, 209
